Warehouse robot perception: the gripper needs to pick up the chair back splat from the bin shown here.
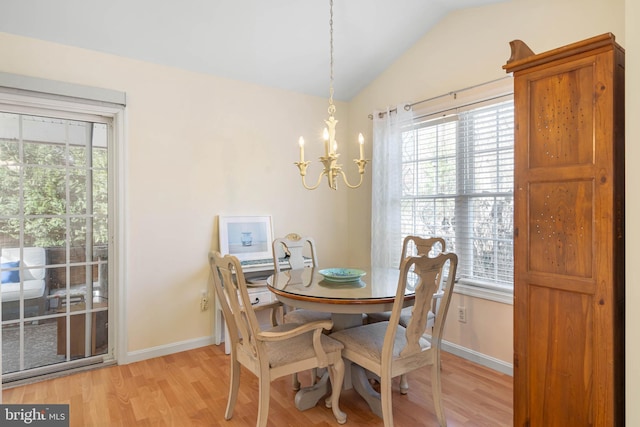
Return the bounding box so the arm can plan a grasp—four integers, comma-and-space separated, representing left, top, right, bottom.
399, 235, 446, 266
272, 233, 318, 272
367, 235, 447, 333
271, 234, 330, 329
394, 254, 455, 359
211, 252, 261, 358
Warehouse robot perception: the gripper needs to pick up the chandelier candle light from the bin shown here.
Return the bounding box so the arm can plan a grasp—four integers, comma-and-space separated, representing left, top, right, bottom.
295, 0, 368, 190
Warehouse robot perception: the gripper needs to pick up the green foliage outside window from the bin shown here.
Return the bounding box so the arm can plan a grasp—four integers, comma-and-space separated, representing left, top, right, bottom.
0, 125, 108, 248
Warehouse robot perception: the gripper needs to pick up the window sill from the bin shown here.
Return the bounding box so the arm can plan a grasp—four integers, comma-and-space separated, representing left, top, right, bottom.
453, 282, 513, 305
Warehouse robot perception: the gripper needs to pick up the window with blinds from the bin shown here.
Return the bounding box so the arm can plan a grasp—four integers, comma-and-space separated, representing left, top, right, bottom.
401, 97, 514, 291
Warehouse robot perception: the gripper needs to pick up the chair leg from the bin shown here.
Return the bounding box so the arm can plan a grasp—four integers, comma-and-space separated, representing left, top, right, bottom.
399, 374, 409, 395
431, 355, 447, 426
225, 355, 241, 420
326, 358, 347, 424
380, 371, 395, 427
257, 373, 270, 427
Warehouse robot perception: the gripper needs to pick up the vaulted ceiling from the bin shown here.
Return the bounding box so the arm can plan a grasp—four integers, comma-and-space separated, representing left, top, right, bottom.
0, 0, 507, 100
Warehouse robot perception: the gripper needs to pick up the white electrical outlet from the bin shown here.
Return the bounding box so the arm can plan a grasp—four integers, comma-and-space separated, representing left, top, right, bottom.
201, 291, 209, 311
457, 306, 467, 323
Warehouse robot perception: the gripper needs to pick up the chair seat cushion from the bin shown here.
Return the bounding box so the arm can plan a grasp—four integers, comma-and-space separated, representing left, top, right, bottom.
366, 307, 434, 328
1, 248, 46, 280
1, 279, 46, 302
330, 321, 430, 364
284, 309, 332, 324
366, 307, 411, 326
265, 323, 344, 368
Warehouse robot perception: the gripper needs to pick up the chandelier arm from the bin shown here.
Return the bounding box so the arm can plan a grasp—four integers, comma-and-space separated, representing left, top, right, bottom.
338, 169, 365, 189
300, 169, 328, 190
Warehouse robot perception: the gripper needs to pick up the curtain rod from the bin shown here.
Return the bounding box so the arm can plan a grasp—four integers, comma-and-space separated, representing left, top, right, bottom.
368, 76, 511, 120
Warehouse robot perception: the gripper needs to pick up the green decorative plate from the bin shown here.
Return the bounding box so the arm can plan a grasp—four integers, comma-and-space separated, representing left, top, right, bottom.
319, 268, 366, 282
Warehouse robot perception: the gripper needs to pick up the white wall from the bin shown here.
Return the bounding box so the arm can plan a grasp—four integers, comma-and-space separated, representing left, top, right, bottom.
0, 31, 354, 355
346, 0, 625, 365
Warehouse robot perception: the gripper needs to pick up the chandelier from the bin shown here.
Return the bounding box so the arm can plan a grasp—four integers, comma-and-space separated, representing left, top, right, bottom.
295, 0, 368, 190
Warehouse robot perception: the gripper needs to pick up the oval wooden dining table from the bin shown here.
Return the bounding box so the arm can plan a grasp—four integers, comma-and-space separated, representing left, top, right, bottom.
267, 266, 416, 417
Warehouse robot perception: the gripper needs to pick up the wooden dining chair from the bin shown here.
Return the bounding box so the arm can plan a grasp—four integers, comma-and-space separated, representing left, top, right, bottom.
209, 251, 347, 427
329, 252, 458, 427
366, 235, 446, 394
272, 233, 333, 389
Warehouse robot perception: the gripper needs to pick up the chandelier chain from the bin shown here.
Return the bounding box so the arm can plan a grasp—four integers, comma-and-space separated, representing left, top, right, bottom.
328, 0, 335, 115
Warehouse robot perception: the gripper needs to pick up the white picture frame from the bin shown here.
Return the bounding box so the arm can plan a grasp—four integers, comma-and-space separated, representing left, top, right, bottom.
218, 215, 274, 262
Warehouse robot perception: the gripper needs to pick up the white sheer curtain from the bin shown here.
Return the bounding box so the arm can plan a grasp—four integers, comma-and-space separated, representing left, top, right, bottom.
371, 105, 413, 268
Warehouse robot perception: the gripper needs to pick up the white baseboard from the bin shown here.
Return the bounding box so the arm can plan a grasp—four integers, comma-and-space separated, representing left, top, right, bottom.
441, 339, 513, 376
123, 335, 216, 364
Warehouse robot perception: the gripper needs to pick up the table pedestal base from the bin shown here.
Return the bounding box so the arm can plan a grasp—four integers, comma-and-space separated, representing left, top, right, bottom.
351, 365, 383, 417
292, 312, 384, 415
294, 372, 331, 411
293, 364, 383, 417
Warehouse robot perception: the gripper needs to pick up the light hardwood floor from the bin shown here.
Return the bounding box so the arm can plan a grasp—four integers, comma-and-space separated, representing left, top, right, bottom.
3, 345, 513, 426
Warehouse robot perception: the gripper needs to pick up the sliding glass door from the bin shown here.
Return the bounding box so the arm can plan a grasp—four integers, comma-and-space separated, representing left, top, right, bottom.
0, 109, 112, 382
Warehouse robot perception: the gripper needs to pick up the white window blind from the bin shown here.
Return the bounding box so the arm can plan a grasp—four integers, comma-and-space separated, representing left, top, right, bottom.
401, 96, 514, 292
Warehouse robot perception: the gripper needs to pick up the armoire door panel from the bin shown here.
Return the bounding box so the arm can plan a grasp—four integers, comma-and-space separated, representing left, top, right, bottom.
528, 180, 593, 277
528, 284, 593, 427
528, 63, 596, 169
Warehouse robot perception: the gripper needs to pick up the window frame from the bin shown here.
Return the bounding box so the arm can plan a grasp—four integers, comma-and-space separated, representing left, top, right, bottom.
401, 80, 514, 304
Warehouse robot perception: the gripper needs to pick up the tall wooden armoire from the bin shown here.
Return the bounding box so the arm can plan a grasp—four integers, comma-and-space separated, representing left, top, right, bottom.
503, 33, 625, 426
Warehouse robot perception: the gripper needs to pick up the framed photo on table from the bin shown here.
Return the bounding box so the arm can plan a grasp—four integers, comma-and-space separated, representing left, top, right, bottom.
218, 215, 274, 261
